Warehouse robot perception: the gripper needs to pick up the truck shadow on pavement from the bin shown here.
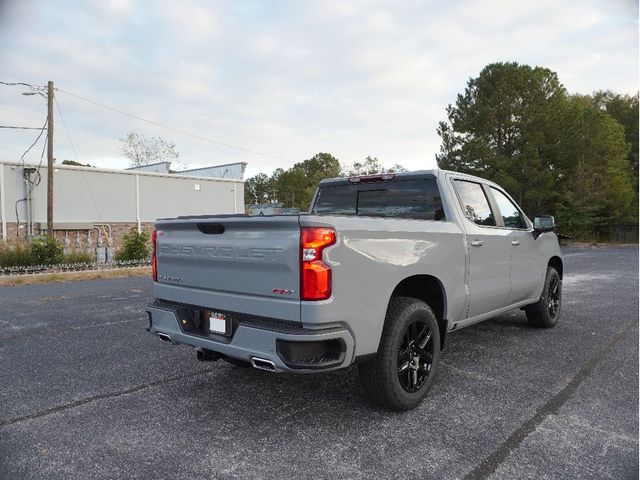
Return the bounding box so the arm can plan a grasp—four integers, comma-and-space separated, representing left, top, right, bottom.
160, 309, 544, 421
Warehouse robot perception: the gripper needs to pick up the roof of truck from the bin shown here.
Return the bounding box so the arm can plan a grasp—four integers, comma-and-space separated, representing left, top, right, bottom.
318, 169, 492, 187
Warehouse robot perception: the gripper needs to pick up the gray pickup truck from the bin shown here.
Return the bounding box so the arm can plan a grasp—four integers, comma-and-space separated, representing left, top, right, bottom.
146, 170, 562, 410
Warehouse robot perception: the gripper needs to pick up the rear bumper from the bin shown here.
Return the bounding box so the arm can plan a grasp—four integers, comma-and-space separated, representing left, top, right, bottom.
146, 301, 355, 372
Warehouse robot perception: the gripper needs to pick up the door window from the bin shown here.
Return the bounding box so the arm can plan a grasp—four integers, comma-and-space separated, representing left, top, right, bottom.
490, 187, 526, 229
453, 180, 495, 226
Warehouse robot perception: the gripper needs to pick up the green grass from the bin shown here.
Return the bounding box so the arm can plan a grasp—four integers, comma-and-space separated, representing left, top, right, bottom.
1, 243, 98, 267
0, 244, 33, 267
63, 252, 95, 264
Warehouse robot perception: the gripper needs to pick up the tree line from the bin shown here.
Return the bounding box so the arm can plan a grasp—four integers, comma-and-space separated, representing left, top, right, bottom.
437, 62, 638, 240
245, 62, 637, 240
244, 154, 406, 210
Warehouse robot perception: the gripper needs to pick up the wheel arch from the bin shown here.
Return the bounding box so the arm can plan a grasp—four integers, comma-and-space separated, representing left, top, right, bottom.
388, 274, 448, 349
548, 256, 563, 279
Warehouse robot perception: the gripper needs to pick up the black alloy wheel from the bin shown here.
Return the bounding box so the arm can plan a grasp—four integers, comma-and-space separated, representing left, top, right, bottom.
547, 276, 560, 319
359, 297, 441, 411
397, 320, 434, 393
526, 266, 561, 328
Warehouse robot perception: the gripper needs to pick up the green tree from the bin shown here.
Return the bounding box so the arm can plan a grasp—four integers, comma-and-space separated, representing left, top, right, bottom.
244, 172, 275, 205
272, 153, 342, 210
245, 153, 410, 211
437, 62, 567, 216
342, 156, 407, 176
436, 62, 636, 238
61, 160, 94, 167
590, 91, 639, 192
115, 228, 150, 261
295, 152, 342, 187
554, 95, 634, 237
29, 235, 64, 265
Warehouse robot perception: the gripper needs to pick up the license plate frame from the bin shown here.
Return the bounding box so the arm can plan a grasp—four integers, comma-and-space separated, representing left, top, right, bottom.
204, 310, 232, 336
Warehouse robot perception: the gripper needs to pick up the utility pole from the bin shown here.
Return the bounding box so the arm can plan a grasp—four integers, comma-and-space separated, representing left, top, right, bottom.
47, 80, 54, 236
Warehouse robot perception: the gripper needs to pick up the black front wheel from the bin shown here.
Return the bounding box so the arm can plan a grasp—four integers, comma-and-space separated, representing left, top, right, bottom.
525, 266, 562, 328
359, 297, 440, 411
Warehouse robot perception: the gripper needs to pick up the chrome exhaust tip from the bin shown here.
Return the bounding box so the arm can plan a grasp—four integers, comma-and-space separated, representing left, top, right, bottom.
251, 357, 277, 372
157, 332, 172, 343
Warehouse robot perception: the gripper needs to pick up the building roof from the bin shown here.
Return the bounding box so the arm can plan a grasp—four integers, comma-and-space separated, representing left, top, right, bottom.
175, 162, 247, 180
126, 161, 172, 173
0, 160, 242, 183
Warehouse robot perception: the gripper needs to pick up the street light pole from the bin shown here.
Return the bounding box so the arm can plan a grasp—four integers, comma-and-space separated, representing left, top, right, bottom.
47, 80, 54, 236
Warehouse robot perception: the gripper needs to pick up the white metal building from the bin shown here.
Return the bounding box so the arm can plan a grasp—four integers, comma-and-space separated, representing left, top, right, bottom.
0, 160, 245, 251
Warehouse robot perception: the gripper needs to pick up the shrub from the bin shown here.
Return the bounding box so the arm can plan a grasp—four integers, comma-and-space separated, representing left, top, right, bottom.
29, 235, 64, 265
63, 251, 95, 264
0, 243, 34, 267
115, 228, 150, 261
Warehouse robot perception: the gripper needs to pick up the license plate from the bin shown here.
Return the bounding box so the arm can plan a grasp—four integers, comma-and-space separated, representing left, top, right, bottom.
207, 311, 230, 336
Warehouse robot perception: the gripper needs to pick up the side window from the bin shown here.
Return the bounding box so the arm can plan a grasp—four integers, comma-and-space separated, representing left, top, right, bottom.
490, 187, 526, 229
453, 180, 495, 226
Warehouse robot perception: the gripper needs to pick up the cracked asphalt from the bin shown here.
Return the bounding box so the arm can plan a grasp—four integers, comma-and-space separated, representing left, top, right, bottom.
0, 246, 637, 479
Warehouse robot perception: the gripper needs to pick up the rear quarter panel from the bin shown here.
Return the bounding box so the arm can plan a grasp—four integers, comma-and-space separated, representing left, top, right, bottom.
299, 215, 466, 358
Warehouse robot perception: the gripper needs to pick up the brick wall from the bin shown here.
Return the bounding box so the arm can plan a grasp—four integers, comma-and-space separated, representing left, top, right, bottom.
1, 222, 155, 255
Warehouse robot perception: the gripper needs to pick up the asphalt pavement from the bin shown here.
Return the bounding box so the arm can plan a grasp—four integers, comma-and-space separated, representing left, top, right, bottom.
0, 246, 637, 479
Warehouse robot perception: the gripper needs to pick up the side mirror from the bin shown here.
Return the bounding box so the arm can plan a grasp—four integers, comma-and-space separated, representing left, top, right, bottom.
533, 216, 555, 238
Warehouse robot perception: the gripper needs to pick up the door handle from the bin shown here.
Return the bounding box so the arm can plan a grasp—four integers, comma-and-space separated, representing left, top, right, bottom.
511, 240, 520, 246
470, 240, 484, 247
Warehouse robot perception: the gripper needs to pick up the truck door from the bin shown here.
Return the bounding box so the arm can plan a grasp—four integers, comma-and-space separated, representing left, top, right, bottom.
452, 180, 511, 318
487, 186, 543, 304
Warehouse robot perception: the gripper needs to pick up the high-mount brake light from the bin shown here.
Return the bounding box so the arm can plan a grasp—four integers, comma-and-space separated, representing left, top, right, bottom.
347, 173, 395, 183
300, 227, 336, 301
152, 229, 158, 282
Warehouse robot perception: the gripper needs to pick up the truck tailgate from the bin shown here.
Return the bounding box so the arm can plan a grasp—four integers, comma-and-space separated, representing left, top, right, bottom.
154, 215, 301, 321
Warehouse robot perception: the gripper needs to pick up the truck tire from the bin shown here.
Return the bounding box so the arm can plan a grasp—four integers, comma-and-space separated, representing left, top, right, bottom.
525, 266, 561, 328
358, 297, 440, 411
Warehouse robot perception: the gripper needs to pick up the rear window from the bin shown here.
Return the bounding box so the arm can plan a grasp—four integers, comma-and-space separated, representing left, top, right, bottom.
312, 178, 445, 220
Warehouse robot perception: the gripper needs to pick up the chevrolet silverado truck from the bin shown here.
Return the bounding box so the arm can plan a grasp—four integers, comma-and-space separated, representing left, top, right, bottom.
146, 170, 563, 410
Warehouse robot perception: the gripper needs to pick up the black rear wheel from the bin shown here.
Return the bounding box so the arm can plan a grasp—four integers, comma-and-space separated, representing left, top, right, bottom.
397, 318, 434, 393
526, 266, 562, 328
359, 297, 440, 411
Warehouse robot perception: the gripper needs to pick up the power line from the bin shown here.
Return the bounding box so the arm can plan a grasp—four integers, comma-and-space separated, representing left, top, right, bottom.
19, 116, 48, 166
0, 81, 46, 97
0, 125, 44, 130
14, 115, 47, 236
37, 132, 47, 172
0, 81, 40, 88
54, 95, 79, 161
55, 87, 291, 163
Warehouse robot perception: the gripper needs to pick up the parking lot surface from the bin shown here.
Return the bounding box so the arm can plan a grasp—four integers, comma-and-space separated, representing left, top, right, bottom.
0, 246, 637, 479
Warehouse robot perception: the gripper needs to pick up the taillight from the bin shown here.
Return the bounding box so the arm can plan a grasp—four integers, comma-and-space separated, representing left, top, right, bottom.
151, 229, 157, 282
301, 227, 336, 301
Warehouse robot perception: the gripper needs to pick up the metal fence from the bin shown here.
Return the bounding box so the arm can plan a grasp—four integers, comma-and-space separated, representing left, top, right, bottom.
0, 259, 151, 277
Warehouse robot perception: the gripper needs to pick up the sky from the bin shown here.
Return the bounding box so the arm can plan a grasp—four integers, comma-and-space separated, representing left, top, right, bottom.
0, 0, 638, 178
